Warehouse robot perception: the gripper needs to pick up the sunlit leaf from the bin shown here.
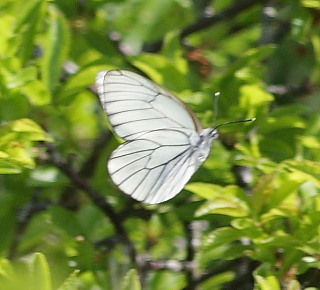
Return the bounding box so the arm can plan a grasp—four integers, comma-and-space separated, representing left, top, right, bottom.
42, 5, 70, 92
121, 269, 141, 290
57, 270, 80, 290
14, 0, 47, 66
284, 160, 320, 188
196, 196, 249, 217
31, 253, 52, 290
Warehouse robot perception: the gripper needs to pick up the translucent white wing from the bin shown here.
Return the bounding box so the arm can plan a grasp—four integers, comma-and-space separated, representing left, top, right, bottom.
96, 70, 215, 204
96, 70, 202, 140
108, 129, 210, 204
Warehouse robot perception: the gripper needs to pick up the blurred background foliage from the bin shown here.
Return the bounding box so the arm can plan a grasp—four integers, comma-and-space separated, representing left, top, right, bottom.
1, 0, 320, 289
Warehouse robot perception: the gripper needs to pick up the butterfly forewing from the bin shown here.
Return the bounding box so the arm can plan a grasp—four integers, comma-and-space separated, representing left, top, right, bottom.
96, 70, 202, 140
96, 70, 214, 204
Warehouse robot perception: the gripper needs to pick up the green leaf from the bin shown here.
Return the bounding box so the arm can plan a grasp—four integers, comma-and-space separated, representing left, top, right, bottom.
231, 218, 266, 240
299, 135, 320, 149
260, 115, 306, 133
1, 118, 51, 143
198, 242, 250, 265
199, 272, 235, 289
257, 230, 300, 248
302, 0, 320, 8
20, 80, 51, 106
0, 259, 14, 285
6, 67, 37, 89
255, 275, 280, 290
14, 0, 47, 66
0, 119, 51, 173
260, 208, 296, 223
121, 269, 141, 290
239, 84, 274, 107
224, 45, 276, 75
284, 160, 320, 188
131, 53, 191, 92
186, 183, 224, 199
1, 144, 35, 168
188, 184, 249, 217
0, 159, 22, 174
11, 118, 46, 134
297, 256, 320, 274
57, 270, 80, 290
251, 171, 304, 216
202, 227, 244, 246
251, 173, 268, 207
42, 5, 70, 92
58, 65, 111, 102
196, 196, 249, 217
50, 206, 82, 237
287, 280, 301, 290
31, 253, 52, 290
186, 183, 247, 200
0, 15, 15, 58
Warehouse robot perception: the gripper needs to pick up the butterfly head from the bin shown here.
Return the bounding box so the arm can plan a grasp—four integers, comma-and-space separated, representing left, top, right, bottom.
209, 128, 218, 140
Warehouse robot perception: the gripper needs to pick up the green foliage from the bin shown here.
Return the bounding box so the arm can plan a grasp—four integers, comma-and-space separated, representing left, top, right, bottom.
1, 0, 320, 289
121, 269, 141, 290
0, 119, 51, 173
0, 253, 52, 290
0, 253, 81, 290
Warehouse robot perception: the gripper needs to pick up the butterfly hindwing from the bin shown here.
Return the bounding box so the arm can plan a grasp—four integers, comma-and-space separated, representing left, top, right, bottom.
107, 129, 204, 204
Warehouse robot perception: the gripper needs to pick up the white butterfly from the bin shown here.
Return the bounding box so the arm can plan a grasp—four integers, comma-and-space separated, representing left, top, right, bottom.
96, 70, 252, 204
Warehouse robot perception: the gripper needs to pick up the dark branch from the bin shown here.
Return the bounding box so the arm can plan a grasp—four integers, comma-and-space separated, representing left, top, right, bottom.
9, 132, 112, 259
181, 0, 263, 38
8, 191, 52, 259
43, 141, 137, 265
182, 258, 259, 290
80, 130, 112, 178
259, 1, 291, 45
144, 0, 263, 52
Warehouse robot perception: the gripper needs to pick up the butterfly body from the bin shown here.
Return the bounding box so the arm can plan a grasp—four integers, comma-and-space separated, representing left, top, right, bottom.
194, 128, 218, 162
96, 70, 218, 204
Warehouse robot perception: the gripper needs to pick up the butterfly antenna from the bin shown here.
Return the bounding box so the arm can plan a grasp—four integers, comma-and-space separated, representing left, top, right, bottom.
214, 118, 256, 130
213, 92, 220, 124
211, 92, 255, 129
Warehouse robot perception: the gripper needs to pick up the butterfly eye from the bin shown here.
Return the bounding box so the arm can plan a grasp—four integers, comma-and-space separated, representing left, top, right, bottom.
209, 129, 218, 139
